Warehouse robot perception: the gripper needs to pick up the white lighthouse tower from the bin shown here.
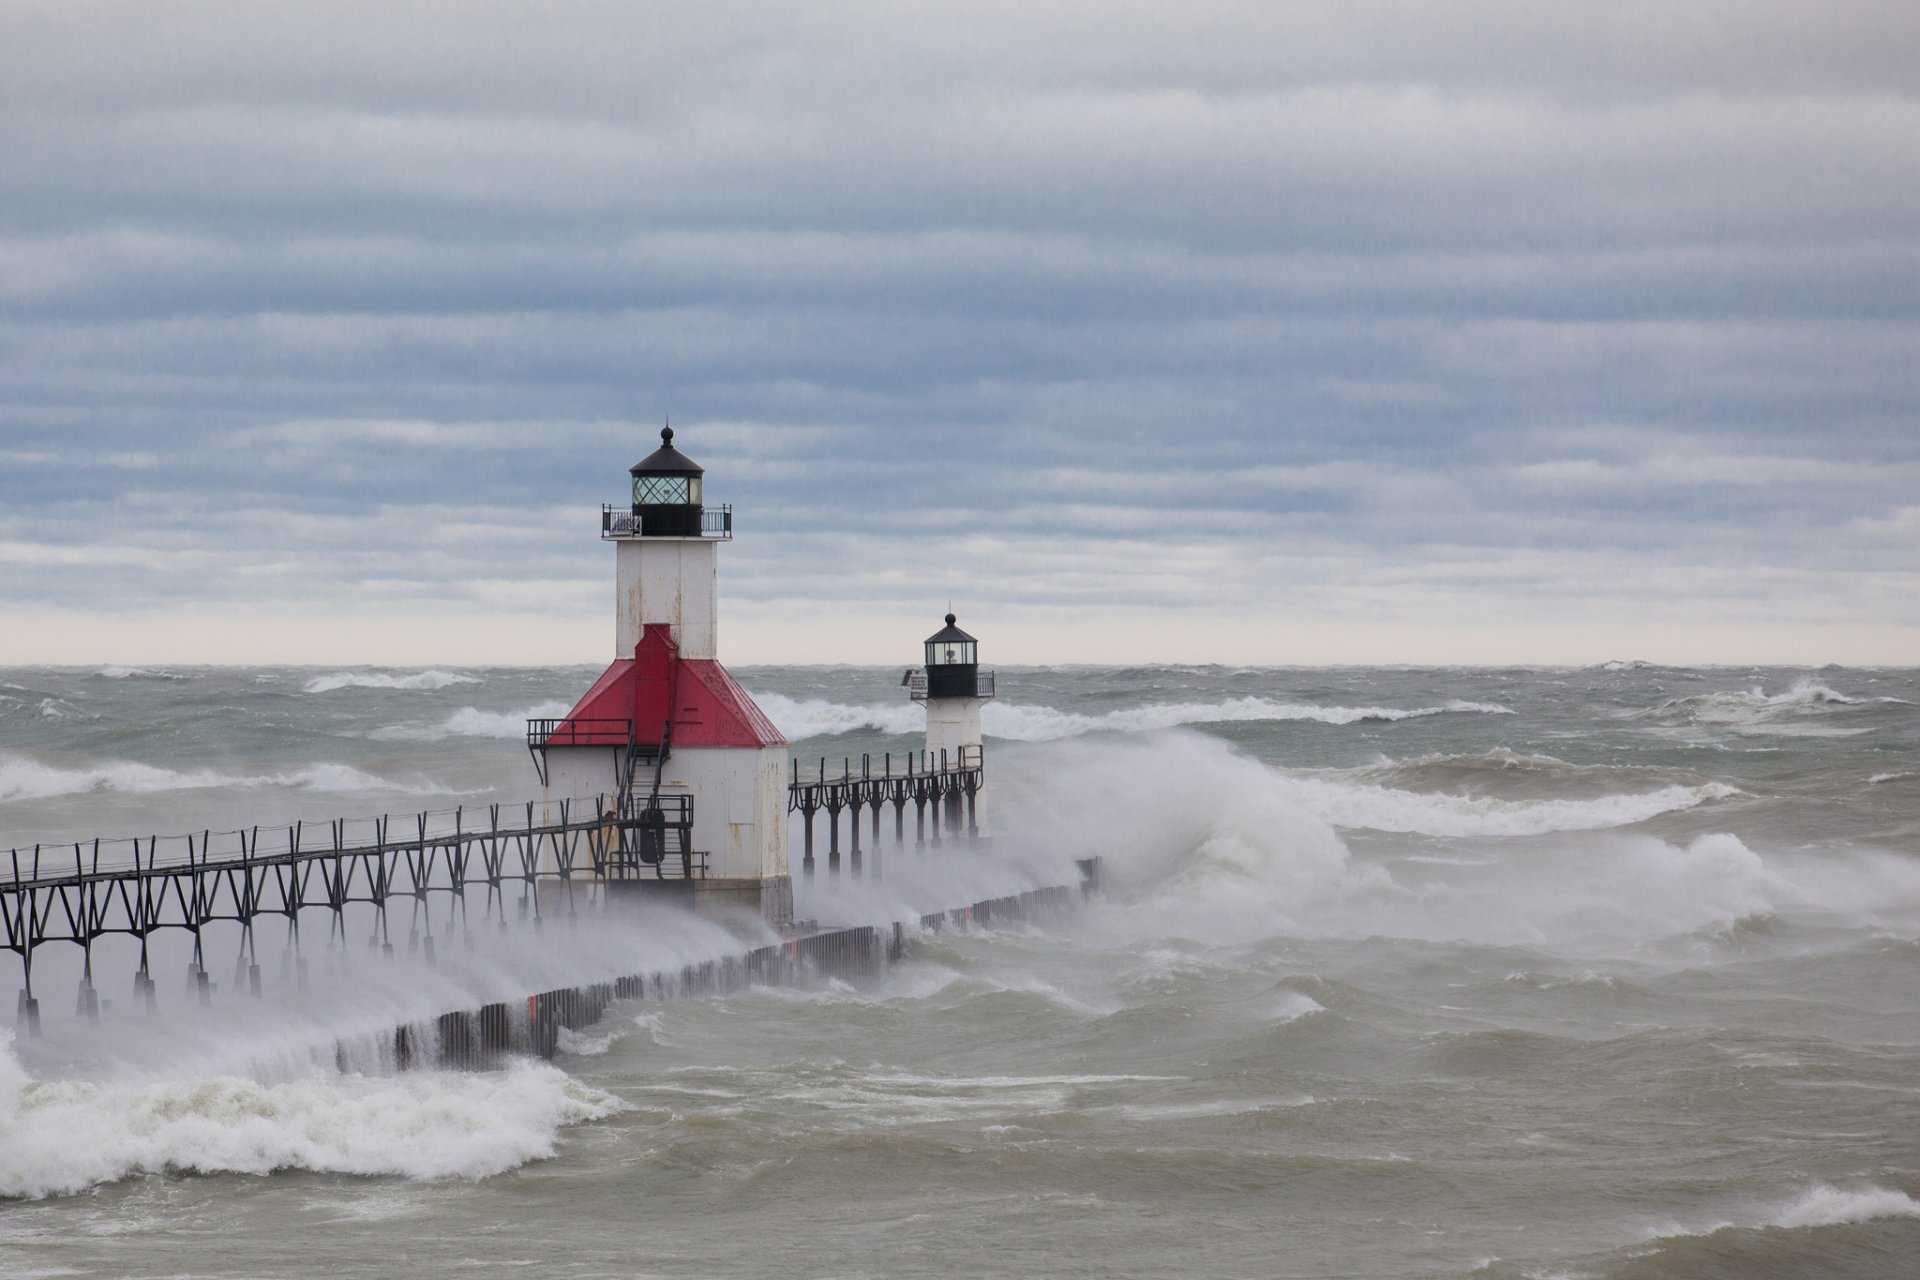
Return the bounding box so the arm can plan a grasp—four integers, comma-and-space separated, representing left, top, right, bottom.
910, 613, 994, 838
530, 428, 792, 925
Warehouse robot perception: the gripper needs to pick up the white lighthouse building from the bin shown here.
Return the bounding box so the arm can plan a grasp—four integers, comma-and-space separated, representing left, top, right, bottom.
530, 428, 792, 924
910, 613, 994, 838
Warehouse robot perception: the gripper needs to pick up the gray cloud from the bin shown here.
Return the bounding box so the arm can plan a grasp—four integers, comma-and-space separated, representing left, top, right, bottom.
0, 2, 1915, 663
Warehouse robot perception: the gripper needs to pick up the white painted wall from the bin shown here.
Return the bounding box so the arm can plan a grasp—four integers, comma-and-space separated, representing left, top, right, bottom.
660, 745, 790, 880
538, 743, 788, 883
541, 747, 623, 818
535, 746, 623, 881
924, 695, 987, 836
924, 696, 985, 761
614, 537, 718, 659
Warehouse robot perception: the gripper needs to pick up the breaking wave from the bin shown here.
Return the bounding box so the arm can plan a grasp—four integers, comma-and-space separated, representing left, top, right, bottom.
441, 701, 573, 739
1288, 777, 1740, 837
304, 670, 481, 694
1346, 748, 1698, 799
368, 702, 575, 742
754, 692, 1512, 743
1635, 679, 1907, 736
753, 693, 923, 739
0, 753, 461, 803
93, 666, 189, 681
1769, 1183, 1920, 1229
0, 1042, 617, 1199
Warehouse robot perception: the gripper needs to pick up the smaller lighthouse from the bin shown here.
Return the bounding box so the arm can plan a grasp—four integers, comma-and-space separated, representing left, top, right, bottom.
910, 613, 994, 838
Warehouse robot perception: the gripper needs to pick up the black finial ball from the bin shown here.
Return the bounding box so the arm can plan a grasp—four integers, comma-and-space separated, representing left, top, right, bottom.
945, 612, 957, 626
661, 426, 674, 445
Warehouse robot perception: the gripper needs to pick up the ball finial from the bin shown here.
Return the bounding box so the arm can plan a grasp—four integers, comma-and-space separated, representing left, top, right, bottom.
661, 426, 674, 446
945, 612, 957, 626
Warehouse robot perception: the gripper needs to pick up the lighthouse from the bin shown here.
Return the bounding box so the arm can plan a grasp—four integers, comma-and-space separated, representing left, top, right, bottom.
910, 613, 994, 838
529, 428, 792, 925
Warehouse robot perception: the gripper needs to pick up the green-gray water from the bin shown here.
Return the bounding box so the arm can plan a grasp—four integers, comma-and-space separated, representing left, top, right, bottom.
3, 663, 1917, 1278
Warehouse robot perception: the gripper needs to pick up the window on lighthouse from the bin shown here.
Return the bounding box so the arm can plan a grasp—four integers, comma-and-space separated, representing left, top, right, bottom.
634, 475, 701, 505
928, 640, 976, 666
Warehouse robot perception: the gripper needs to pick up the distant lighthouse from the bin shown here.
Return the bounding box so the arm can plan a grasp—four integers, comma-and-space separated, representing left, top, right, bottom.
529, 428, 792, 925
910, 612, 994, 838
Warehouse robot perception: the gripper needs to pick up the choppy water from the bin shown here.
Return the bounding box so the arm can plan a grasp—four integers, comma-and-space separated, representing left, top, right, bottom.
2, 662, 1918, 1278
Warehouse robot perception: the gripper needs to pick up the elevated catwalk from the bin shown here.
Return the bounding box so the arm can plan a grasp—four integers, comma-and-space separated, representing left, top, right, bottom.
2, 795, 1096, 1064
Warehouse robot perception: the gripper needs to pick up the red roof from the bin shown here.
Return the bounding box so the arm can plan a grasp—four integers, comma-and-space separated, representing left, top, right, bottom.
552, 624, 787, 750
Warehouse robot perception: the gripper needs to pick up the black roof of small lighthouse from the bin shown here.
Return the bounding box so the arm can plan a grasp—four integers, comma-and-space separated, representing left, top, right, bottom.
925, 613, 976, 645
630, 426, 704, 477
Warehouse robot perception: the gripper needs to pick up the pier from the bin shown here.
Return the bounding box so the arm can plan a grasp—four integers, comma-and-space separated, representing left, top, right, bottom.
2, 793, 1096, 1063
2, 796, 689, 1037
787, 747, 985, 879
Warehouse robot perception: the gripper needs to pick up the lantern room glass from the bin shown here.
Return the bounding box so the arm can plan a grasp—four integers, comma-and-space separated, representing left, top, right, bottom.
633, 474, 702, 506
926, 639, 976, 666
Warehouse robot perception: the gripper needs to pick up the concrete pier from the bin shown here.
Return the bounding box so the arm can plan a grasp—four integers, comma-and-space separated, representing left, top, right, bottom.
405, 877, 1090, 1069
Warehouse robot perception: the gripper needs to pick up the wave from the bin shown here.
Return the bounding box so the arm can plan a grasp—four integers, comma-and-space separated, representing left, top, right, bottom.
753, 693, 923, 739
1348, 748, 1693, 799
444, 701, 574, 739
1635, 679, 1906, 736
372, 701, 574, 742
0, 753, 463, 804
754, 692, 1513, 743
304, 670, 481, 694
1771, 1183, 1920, 1229
92, 666, 188, 681
1870, 770, 1920, 785
1288, 776, 1738, 837
0, 1044, 617, 1199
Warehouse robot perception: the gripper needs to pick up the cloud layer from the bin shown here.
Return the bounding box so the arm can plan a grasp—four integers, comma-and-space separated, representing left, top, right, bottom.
1, 2, 1916, 663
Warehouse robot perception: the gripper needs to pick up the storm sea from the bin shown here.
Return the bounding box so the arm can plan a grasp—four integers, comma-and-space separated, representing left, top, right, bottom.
1, 662, 1917, 1279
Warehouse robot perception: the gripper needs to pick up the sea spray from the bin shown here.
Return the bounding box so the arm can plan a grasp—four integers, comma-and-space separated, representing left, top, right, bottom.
755, 691, 1513, 744
0, 1035, 617, 1199
0, 753, 469, 803
1286, 775, 1739, 837
304, 671, 482, 695
995, 733, 1360, 944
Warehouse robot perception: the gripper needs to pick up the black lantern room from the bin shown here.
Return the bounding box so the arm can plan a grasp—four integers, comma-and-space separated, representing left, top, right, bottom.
923, 613, 982, 698
628, 427, 705, 537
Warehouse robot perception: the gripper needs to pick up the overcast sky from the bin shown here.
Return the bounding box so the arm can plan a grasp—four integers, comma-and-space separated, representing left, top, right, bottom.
2, 1, 1915, 666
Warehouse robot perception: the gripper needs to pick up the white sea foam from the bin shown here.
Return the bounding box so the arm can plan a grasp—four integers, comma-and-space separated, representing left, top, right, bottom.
93, 666, 187, 681
1005, 734, 1876, 951
1638, 679, 1902, 736
369, 701, 575, 742
1270, 991, 1327, 1023
1869, 771, 1919, 785
0, 753, 460, 803
555, 1027, 620, 1057
752, 693, 923, 739
304, 670, 481, 694
1005, 734, 1356, 918
1646, 1182, 1920, 1245
755, 691, 1512, 743
1770, 1183, 1920, 1229
1288, 777, 1739, 837
443, 701, 573, 739
0, 1040, 617, 1199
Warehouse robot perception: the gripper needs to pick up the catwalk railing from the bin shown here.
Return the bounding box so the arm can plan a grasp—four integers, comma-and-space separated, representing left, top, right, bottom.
600, 504, 733, 539
1, 795, 682, 1037
787, 746, 984, 878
